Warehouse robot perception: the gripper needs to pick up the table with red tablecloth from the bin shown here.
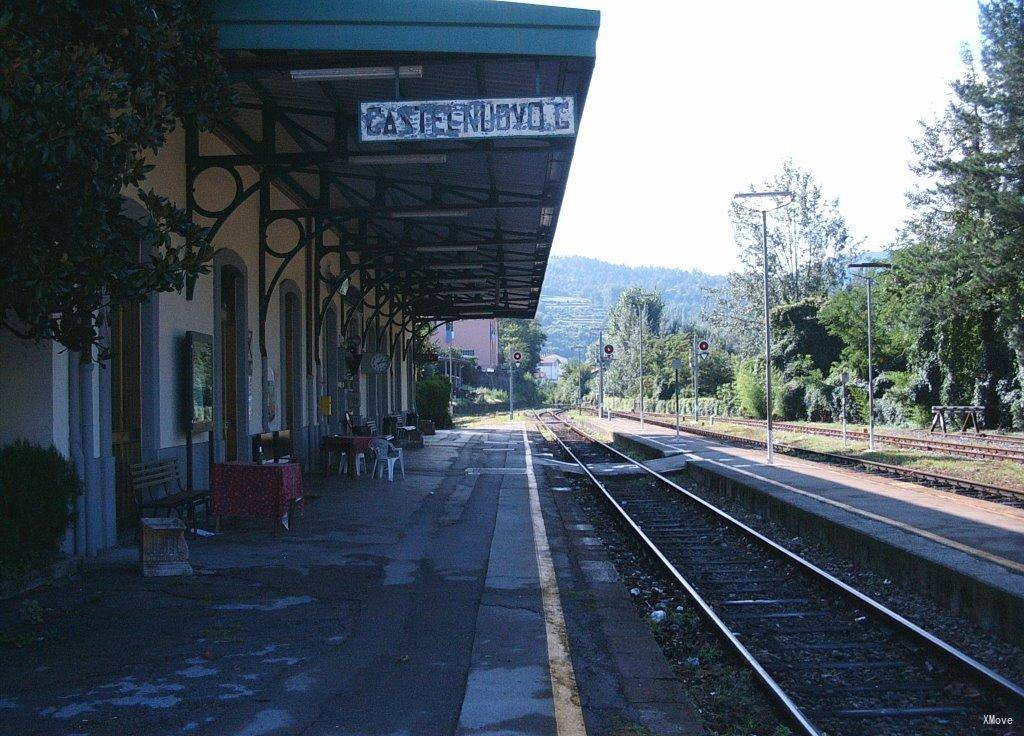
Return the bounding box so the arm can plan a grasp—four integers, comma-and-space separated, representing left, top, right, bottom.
211, 461, 303, 528
320, 435, 378, 477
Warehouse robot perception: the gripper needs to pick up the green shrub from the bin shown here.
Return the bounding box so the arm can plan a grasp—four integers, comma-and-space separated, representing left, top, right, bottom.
734, 359, 784, 419
466, 386, 508, 405
415, 376, 453, 429
735, 359, 766, 418
0, 441, 80, 574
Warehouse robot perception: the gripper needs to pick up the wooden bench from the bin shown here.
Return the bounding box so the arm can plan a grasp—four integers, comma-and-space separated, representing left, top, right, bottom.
930, 405, 985, 433
129, 458, 209, 530
353, 420, 378, 437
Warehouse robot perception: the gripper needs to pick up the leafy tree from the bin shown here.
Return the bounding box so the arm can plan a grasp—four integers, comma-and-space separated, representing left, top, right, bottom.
0, 1, 234, 355
696, 350, 734, 398
498, 318, 546, 374
716, 160, 858, 356
538, 255, 726, 357
864, 0, 1024, 428
604, 286, 665, 400
734, 358, 784, 419
553, 359, 592, 406
772, 298, 842, 375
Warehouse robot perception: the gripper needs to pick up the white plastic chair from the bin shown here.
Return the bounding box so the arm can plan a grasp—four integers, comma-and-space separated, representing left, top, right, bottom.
336, 451, 367, 477
369, 438, 405, 481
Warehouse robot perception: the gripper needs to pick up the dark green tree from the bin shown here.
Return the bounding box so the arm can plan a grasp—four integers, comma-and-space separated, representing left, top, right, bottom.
498, 318, 546, 373
773, 298, 843, 375
552, 359, 592, 406
603, 286, 664, 400
0, 1, 233, 355
892, 0, 1024, 426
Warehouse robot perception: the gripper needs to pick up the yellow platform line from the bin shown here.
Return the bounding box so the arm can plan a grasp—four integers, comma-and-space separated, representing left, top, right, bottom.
522, 424, 588, 736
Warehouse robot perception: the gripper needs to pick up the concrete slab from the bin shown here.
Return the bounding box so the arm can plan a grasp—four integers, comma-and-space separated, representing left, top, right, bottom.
455, 460, 555, 736
0, 430, 543, 736
533, 454, 688, 476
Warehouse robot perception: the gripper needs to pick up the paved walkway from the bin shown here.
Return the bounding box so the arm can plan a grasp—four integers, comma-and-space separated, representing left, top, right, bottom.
0, 424, 697, 736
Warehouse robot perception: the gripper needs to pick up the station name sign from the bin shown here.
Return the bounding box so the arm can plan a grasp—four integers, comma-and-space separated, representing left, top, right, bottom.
359, 96, 576, 143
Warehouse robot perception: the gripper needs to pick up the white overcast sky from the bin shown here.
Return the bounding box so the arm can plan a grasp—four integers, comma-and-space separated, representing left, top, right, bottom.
510, 0, 981, 274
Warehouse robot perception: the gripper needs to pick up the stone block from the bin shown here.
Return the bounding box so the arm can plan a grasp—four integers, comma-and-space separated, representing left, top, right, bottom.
139, 517, 192, 577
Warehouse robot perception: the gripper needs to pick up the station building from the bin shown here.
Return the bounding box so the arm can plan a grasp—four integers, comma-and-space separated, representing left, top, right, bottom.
0, 1, 598, 554
434, 319, 501, 369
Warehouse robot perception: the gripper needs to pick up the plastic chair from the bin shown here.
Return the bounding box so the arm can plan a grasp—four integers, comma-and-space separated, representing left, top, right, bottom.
335, 451, 367, 477
369, 438, 405, 481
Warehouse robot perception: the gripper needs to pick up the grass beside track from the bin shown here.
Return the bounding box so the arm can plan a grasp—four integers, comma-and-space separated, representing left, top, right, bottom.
452, 408, 532, 428
686, 419, 1024, 493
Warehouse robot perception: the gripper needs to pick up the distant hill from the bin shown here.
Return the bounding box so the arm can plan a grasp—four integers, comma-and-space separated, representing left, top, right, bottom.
537, 255, 726, 357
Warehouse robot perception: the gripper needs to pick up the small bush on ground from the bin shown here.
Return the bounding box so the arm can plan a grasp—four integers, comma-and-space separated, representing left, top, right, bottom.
0, 441, 80, 575
415, 376, 453, 429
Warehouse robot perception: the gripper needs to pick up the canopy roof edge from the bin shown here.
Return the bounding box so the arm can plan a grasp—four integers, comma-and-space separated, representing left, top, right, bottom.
214, 0, 600, 58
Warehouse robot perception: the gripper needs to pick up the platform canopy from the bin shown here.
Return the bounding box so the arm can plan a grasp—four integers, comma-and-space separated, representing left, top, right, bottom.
202, 0, 598, 325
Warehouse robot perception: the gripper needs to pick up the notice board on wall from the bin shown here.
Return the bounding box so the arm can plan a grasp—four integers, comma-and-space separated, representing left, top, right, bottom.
185, 331, 214, 433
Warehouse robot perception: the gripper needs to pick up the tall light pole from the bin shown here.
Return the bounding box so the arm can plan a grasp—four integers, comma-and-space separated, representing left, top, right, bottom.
637, 302, 646, 429
847, 262, 892, 451
841, 370, 849, 447
733, 190, 794, 465
672, 357, 682, 437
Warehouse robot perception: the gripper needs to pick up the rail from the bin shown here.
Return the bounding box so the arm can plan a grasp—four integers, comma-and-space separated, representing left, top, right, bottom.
601, 409, 1024, 503
535, 409, 1024, 736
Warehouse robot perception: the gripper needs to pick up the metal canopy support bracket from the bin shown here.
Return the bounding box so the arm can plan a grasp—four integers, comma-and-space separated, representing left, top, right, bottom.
179, 53, 589, 413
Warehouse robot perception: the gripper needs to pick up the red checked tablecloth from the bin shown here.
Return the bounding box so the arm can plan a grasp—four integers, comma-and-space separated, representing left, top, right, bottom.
212, 461, 303, 523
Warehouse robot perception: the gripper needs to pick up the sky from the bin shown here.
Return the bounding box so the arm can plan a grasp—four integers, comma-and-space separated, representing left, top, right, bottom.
511, 0, 982, 274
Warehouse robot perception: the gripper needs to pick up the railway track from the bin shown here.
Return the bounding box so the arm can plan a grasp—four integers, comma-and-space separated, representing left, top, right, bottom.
536, 409, 1024, 736
720, 416, 1024, 462
602, 409, 1024, 505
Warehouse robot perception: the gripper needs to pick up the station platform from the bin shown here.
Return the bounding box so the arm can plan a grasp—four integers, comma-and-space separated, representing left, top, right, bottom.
579, 413, 1024, 646
0, 424, 696, 736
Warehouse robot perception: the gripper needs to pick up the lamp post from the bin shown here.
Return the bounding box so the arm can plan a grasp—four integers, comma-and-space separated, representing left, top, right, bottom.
847, 262, 892, 451
672, 357, 683, 437
637, 302, 646, 429
841, 369, 849, 447
732, 190, 794, 465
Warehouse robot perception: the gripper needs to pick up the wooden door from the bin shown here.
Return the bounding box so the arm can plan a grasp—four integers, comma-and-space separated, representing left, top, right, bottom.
220, 271, 239, 459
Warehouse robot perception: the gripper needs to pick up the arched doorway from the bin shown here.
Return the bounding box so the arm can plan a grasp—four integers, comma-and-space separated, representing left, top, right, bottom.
218, 266, 247, 459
